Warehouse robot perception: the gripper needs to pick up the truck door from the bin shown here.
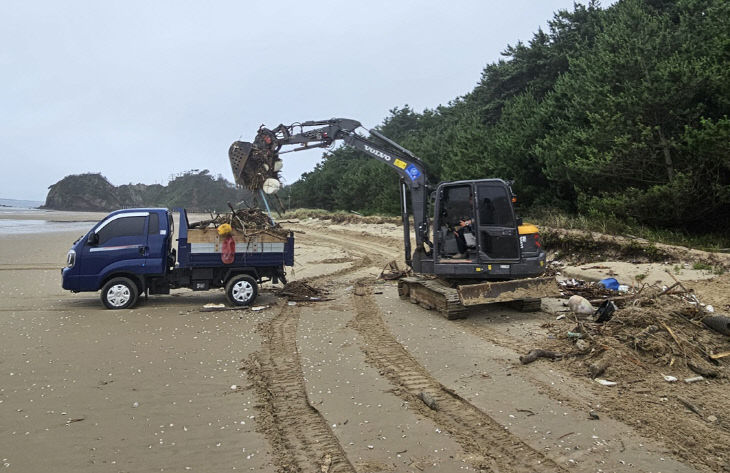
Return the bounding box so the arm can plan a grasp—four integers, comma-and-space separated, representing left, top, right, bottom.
144, 211, 169, 274
475, 183, 520, 262
79, 212, 149, 288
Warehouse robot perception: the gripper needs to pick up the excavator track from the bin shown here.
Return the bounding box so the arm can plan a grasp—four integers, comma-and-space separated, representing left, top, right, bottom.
399, 276, 554, 318
398, 276, 466, 319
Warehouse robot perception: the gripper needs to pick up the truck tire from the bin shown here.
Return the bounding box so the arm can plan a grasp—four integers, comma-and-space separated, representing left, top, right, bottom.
101, 277, 139, 310
225, 274, 258, 306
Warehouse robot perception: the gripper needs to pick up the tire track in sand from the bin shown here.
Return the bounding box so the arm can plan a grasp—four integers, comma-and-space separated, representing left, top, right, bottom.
350, 288, 567, 473
289, 223, 401, 264
240, 252, 378, 473
244, 305, 356, 473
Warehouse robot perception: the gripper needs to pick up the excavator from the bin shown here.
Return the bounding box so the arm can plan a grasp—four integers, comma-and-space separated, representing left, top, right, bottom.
229, 118, 555, 318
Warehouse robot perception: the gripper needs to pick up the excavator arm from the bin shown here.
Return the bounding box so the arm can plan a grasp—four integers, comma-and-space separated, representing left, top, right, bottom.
229, 118, 432, 269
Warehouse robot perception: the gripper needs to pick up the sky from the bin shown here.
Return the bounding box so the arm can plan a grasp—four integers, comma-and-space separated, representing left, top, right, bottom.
1, 1, 596, 201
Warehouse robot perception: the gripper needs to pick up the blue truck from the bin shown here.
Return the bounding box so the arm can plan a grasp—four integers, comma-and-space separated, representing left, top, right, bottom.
61, 208, 294, 309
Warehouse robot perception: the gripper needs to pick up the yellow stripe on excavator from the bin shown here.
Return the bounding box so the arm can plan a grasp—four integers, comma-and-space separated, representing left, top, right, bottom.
518, 223, 539, 235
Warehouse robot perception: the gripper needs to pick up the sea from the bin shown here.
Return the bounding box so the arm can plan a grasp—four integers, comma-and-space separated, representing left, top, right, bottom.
0, 198, 97, 236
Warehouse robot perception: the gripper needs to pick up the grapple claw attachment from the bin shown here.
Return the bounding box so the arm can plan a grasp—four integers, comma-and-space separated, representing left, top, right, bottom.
229, 128, 284, 192
228, 141, 253, 187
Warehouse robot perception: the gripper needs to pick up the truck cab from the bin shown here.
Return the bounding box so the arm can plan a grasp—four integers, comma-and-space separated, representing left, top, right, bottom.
63, 209, 172, 294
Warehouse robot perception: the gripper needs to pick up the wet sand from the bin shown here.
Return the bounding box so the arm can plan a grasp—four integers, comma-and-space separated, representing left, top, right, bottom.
0, 226, 275, 471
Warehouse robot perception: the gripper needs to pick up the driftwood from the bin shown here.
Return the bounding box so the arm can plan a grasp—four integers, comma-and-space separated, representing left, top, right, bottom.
687, 360, 722, 378
589, 359, 610, 379
710, 351, 730, 360
677, 397, 703, 418
379, 260, 407, 280
279, 281, 324, 302
188, 207, 286, 236
520, 349, 564, 365
188, 218, 218, 229
660, 321, 686, 359
228, 202, 246, 234
200, 306, 248, 313
633, 324, 659, 350
418, 391, 439, 411
702, 315, 730, 336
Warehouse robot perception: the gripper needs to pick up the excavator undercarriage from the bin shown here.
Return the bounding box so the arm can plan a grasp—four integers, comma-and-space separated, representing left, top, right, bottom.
398, 276, 557, 319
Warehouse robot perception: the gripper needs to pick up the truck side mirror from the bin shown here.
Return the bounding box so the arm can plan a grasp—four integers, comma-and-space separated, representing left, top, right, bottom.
516, 217, 523, 226
87, 233, 99, 245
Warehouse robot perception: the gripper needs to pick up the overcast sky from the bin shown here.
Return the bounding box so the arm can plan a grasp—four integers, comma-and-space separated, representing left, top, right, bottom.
1, 1, 597, 201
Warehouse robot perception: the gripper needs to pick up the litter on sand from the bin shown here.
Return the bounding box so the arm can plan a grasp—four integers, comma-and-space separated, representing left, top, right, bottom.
595, 379, 618, 386
567, 294, 594, 315
684, 376, 704, 383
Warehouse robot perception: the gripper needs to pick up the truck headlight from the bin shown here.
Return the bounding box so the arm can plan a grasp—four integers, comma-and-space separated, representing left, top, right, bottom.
66, 249, 76, 268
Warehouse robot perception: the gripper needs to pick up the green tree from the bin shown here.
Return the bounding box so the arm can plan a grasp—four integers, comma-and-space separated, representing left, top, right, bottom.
537, 0, 729, 227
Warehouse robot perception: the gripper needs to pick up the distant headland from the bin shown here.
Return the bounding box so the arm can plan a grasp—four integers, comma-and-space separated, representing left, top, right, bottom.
43, 170, 255, 212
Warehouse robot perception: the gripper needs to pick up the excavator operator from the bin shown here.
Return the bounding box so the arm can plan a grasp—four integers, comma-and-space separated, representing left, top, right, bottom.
452, 193, 474, 259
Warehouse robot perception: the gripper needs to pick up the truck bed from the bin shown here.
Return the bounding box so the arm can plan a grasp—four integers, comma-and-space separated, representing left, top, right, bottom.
177, 217, 294, 268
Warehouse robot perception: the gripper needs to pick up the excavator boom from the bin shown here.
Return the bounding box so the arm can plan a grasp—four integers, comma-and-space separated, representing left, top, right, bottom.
229, 118, 432, 269
229, 119, 361, 191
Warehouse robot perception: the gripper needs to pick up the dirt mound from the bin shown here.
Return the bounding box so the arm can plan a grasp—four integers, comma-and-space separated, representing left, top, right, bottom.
279, 281, 325, 301
285, 209, 402, 225
542, 227, 730, 269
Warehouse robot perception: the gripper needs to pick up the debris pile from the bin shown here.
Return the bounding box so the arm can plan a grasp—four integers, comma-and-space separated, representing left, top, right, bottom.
279, 281, 325, 302
189, 207, 288, 237
378, 260, 408, 280
576, 299, 725, 375
559, 278, 621, 301
527, 279, 729, 383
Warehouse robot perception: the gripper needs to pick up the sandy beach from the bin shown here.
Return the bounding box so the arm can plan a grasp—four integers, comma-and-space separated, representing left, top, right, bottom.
1, 211, 729, 473
0, 214, 276, 471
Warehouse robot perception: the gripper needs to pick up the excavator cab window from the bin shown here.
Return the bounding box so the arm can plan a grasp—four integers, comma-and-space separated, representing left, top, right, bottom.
442, 186, 472, 226
475, 183, 519, 261
437, 185, 476, 258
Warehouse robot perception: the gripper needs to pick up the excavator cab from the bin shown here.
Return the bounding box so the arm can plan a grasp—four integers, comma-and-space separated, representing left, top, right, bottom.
436, 184, 477, 259
433, 179, 540, 273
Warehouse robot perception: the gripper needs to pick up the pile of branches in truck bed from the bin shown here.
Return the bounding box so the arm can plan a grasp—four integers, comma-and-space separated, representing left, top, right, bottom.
189, 207, 288, 236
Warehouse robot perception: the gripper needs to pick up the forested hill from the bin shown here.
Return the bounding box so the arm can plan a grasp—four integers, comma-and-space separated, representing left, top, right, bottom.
286, 0, 729, 232
43, 170, 254, 212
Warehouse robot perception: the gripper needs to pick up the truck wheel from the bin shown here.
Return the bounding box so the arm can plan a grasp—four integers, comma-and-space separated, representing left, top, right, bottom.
226, 274, 258, 306
101, 277, 139, 310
